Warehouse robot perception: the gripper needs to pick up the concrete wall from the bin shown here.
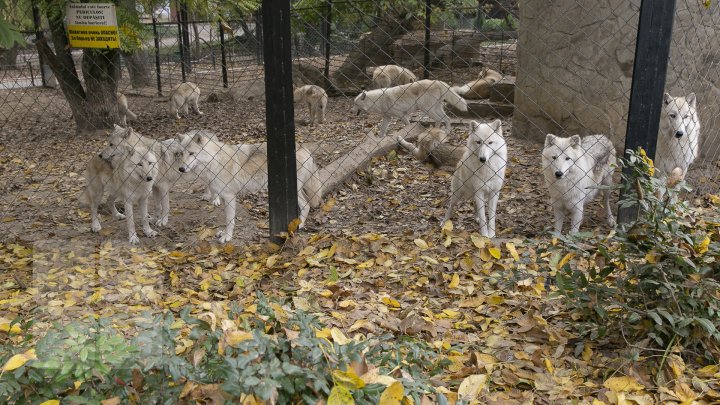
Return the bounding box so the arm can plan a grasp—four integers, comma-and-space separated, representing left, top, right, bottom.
513, 0, 720, 157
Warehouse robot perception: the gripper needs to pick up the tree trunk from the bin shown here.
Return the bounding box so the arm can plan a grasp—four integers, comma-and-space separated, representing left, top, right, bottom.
0, 45, 20, 69
81, 48, 121, 130
36, 8, 120, 133
122, 49, 152, 88
332, 18, 412, 90
192, 22, 201, 60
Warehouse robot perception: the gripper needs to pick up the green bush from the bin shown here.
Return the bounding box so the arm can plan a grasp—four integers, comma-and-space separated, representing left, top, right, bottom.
554, 149, 720, 360
0, 294, 449, 403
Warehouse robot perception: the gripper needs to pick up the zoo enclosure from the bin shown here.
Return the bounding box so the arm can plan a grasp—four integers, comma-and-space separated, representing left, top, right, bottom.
0, 0, 718, 244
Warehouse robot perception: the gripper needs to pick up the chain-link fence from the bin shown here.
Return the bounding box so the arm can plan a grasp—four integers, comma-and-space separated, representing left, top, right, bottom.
0, 0, 718, 247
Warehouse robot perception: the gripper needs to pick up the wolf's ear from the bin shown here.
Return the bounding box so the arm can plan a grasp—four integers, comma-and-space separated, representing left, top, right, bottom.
545, 134, 556, 147
663, 92, 673, 105
570, 135, 581, 148
686, 92, 696, 108
113, 124, 122, 130
359, 91, 366, 100
491, 119, 503, 134
469, 120, 480, 133
194, 133, 205, 144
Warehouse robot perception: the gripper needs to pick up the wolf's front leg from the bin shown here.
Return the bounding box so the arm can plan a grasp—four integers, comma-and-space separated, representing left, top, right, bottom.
487, 191, 500, 238
378, 118, 392, 137
125, 201, 140, 245
569, 205, 584, 234
108, 192, 125, 219
552, 204, 565, 234
140, 196, 158, 238
217, 194, 236, 243
90, 200, 102, 233
474, 193, 488, 237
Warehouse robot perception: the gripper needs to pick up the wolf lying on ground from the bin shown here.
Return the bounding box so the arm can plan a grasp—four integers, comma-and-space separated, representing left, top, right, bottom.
542, 134, 616, 234
370, 64, 417, 89
451, 68, 502, 100
397, 127, 465, 168
178, 132, 324, 243
351, 79, 468, 137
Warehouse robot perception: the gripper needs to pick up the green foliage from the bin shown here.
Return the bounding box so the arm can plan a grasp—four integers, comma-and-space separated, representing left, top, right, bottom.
0, 0, 27, 48
554, 149, 720, 360
0, 294, 449, 403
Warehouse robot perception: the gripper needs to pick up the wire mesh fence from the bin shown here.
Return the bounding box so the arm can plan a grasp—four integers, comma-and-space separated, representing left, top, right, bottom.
0, 0, 718, 248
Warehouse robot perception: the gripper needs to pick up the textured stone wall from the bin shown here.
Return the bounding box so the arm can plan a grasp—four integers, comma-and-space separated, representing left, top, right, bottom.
513, 0, 720, 156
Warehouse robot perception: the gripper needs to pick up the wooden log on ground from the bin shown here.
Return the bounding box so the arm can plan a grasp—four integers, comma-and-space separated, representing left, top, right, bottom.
317, 123, 427, 197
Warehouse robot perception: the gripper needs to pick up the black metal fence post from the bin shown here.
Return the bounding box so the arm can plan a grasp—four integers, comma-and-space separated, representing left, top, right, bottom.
179, 1, 192, 75
255, 9, 264, 63
262, 0, 298, 242
176, 2, 186, 81
152, 15, 163, 96
323, 0, 332, 81
617, 0, 677, 223
423, 0, 431, 79
219, 21, 229, 88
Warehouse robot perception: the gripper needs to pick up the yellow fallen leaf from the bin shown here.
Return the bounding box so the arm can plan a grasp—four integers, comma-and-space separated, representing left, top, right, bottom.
316, 328, 332, 339
2, 348, 36, 372
379, 381, 404, 405
101, 397, 121, 405
333, 369, 365, 389
266, 254, 279, 268
582, 344, 593, 362
448, 273, 460, 289
696, 364, 718, 377
543, 357, 554, 373
381, 297, 401, 309
322, 198, 336, 212
696, 236, 710, 255
457, 374, 487, 401
330, 328, 352, 345
603, 376, 644, 392
327, 385, 354, 405
0, 319, 21, 334
506, 242, 520, 261
487, 247, 501, 259
225, 331, 253, 347
557, 252, 575, 269
414, 238, 429, 249
39, 401, 60, 405
471, 234, 486, 249
645, 250, 660, 264
486, 295, 505, 305
441, 220, 453, 233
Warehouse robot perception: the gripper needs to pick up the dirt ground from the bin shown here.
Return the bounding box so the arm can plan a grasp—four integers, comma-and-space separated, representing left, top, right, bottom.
0, 63, 716, 250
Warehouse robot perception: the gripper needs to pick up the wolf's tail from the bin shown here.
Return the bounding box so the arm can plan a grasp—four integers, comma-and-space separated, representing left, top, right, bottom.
450, 85, 469, 97
444, 86, 468, 111
304, 157, 324, 208
126, 109, 138, 121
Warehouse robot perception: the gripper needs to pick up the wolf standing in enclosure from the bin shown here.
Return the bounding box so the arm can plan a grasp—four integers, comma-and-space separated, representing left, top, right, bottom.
351, 80, 468, 137
80, 144, 158, 245
443, 119, 507, 238
294, 85, 328, 126
169, 82, 203, 119
116, 92, 137, 126
655, 92, 700, 182
542, 134, 616, 234
370, 64, 417, 89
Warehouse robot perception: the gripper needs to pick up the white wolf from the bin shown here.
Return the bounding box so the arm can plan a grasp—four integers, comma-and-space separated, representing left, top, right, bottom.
450, 67, 502, 100
542, 134, 616, 234
81, 144, 158, 244
351, 79, 468, 137
294, 85, 328, 126
117, 92, 137, 126
397, 127, 464, 168
178, 132, 324, 243
371, 64, 417, 89
104, 125, 204, 226
169, 82, 203, 119
443, 119, 507, 237
655, 92, 700, 180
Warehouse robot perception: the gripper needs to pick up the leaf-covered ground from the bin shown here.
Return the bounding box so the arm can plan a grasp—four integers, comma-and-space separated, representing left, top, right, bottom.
2, 64, 720, 403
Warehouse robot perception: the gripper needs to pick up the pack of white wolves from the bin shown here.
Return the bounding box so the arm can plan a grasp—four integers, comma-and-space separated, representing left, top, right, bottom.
89, 68, 699, 244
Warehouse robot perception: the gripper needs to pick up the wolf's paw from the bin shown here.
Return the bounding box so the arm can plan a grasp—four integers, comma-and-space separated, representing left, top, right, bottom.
114, 212, 126, 220
91, 222, 102, 233
607, 216, 617, 228
144, 227, 158, 238
212, 196, 221, 206
128, 234, 140, 245
197, 111, 204, 115
217, 231, 233, 244
397, 135, 404, 144
155, 216, 168, 227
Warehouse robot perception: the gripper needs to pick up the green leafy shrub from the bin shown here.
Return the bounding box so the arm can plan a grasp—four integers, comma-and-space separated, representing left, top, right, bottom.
554, 149, 720, 359
0, 294, 449, 403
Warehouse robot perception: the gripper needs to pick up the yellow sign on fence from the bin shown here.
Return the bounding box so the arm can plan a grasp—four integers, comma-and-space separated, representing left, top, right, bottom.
66, 3, 120, 49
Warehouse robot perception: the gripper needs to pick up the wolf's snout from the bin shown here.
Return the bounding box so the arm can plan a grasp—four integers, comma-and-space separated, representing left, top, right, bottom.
146, 176, 153, 182
555, 170, 564, 178
179, 166, 187, 173
479, 156, 487, 163
675, 130, 684, 138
